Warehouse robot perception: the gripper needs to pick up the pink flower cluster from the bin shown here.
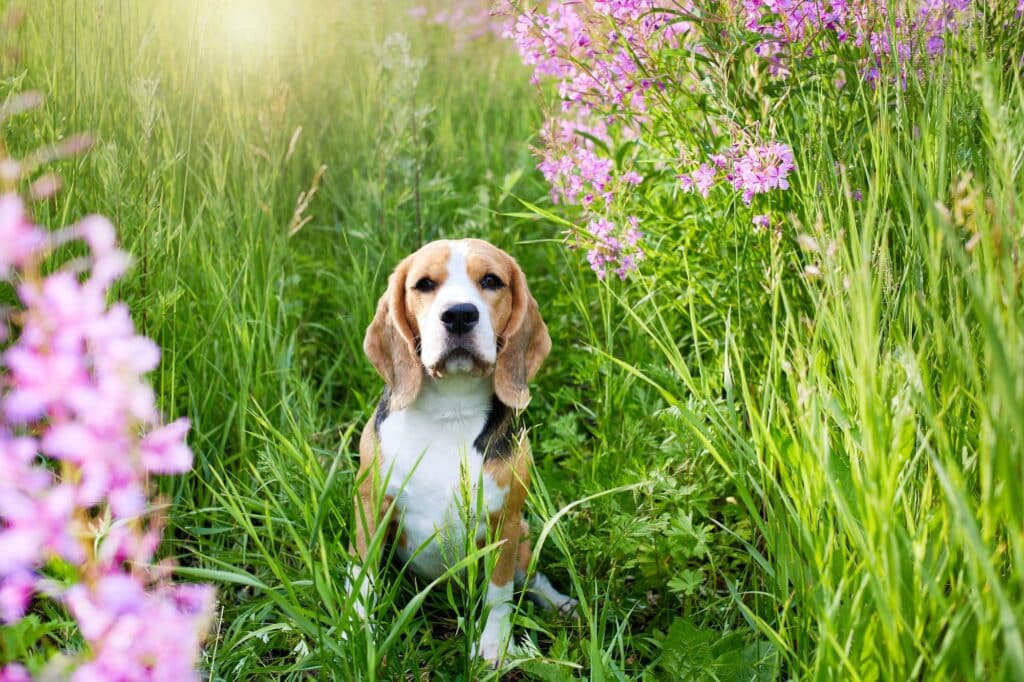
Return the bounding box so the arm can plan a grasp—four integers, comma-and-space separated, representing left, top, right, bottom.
538, 116, 644, 208
584, 216, 645, 280
509, 0, 683, 113
505, 2, 670, 278
738, 0, 975, 83
0, 193, 213, 681
410, 1, 512, 46
500, 1, 993, 278
679, 142, 796, 204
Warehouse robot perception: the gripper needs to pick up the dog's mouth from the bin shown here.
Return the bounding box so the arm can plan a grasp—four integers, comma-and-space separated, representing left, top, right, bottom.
427, 345, 493, 379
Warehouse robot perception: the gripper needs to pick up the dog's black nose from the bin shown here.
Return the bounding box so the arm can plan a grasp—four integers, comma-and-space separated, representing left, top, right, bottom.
441, 303, 479, 335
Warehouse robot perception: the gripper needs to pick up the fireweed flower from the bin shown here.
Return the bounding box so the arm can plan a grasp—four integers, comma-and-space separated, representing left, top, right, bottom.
508, 0, 687, 116
0, 193, 213, 679
0, 665, 30, 682
689, 163, 717, 198
737, 0, 976, 85
680, 142, 796, 204
410, 1, 511, 48
0, 194, 44, 278
584, 215, 645, 280
732, 141, 797, 204
496, 1, 991, 278
536, 115, 643, 208
505, 1, 772, 277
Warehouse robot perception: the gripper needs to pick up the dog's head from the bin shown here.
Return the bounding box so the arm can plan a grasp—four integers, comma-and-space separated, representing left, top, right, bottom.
364, 239, 550, 411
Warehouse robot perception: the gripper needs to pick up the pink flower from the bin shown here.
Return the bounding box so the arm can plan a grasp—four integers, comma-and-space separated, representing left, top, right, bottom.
0, 195, 44, 278
504, 0, 969, 282
683, 142, 796, 205
0, 572, 36, 624
692, 164, 717, 198
412, 0, 511, 46
15, 271, 109, 352
730, 142, 795, 204
66, 577, 215, 682
2, 346, 90, 422
738, 0, 973, 86
0, 434, 49, 494
0, 664, 31, 682
584, 216, 644, 280
0, 484, 82, 574
0, 191, 212, 677
139, 418, 194, 474
77, 215, 116, 256
95, 525, 161, 572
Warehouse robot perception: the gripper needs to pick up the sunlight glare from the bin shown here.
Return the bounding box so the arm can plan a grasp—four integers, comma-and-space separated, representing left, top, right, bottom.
217, 0, 276, 55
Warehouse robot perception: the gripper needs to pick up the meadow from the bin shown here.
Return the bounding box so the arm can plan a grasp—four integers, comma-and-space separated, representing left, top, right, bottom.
1, 0, 1023, 679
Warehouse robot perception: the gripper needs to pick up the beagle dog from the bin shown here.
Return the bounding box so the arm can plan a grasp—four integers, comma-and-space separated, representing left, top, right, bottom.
351, 238, 576, 664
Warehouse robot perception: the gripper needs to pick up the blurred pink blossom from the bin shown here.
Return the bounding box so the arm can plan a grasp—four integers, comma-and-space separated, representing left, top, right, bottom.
0, 193, 213, 680
0, 194, 44, 278
0, 665, 30, 682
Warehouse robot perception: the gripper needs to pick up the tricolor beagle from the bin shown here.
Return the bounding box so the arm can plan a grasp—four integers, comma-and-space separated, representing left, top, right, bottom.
351, 238, 576, 664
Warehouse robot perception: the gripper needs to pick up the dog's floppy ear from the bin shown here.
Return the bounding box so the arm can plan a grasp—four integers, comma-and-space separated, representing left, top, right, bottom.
494, 257, 551, 410
364, 259, 423, 411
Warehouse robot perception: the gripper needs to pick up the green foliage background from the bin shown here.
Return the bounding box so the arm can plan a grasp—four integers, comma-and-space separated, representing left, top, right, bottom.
2, 1, 1022, 679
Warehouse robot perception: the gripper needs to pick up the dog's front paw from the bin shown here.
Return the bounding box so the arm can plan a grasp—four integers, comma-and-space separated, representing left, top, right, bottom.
479, 631, 522, 668
525, 572, 578, 618
478, 634, 505, 667
341, 567, 375, 642
556, 595, 579, 618
478, 590, 513, 667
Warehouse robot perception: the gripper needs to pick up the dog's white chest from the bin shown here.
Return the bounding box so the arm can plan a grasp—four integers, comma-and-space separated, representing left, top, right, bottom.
377, 385, 508, 579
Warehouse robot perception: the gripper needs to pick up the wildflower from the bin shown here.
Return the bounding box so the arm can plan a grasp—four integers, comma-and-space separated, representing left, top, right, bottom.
684, 142, 795, 204
0, 571, 35, 623
502, 1, 969, 279
139, 418, 194, 474
0, 664, 30, 682
0, 484, 82, 575
0, 194, 44, 278
584, 216, 644, 280
739, 0, 974, 86
731, 142, 796, 203
691, 164, 717, 198
0, 192, 212, 679
415, 1, 511, 46
65, 577, 214, 682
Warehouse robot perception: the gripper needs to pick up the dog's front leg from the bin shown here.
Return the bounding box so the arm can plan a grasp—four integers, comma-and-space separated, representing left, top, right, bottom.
479, 513, 521, 665
347, 427, 384, 624
347, 480, 379, 620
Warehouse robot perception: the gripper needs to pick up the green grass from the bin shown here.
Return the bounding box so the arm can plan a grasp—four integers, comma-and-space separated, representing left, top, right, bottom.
2, 0, 1023, 680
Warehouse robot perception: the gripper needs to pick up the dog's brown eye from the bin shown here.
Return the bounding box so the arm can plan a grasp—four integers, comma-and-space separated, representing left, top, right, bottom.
413, 277, 436, 293
479, 274, 504, 291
